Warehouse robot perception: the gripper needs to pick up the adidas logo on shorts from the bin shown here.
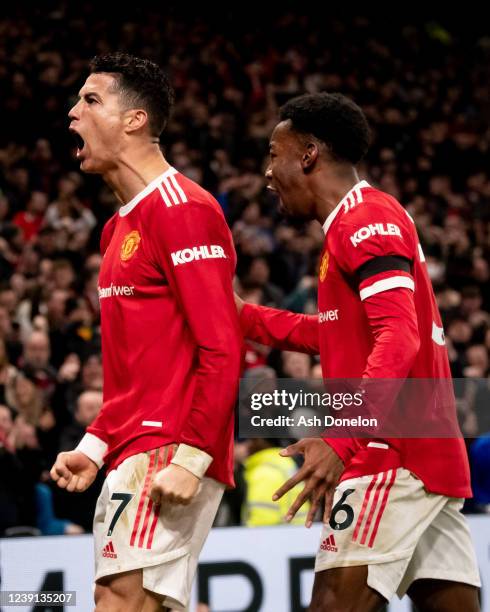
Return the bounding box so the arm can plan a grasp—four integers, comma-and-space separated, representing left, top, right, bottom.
320, 534, 338, 552
102, 541, 117, 559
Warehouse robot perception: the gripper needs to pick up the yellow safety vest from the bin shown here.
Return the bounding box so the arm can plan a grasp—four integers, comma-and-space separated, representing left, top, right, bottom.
243, 447, 309, 527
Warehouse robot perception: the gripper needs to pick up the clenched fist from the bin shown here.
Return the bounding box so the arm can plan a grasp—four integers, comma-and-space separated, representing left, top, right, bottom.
150, 463, 200, 505
50, 450, 98, 493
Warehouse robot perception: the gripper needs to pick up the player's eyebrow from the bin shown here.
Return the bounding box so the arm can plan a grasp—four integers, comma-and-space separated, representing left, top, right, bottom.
77, 91, 103, 102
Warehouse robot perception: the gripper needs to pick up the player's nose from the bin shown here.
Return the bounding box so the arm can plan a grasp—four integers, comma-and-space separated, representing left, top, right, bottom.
68, 101, 80, 121
265, 165, 272, 180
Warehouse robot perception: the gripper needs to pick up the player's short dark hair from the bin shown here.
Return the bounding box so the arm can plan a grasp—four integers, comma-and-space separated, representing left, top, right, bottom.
89, 52, 174, 138
279, 93, 371, 165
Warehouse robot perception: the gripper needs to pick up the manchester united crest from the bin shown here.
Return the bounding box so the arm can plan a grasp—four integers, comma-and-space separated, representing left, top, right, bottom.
319, 250, 329, 282
120, 230, 141, 261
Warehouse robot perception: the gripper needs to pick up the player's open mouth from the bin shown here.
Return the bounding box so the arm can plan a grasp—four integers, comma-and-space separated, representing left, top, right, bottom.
267, 184, 282, 204
267, 184, 285, 209
70, 129, 85, 157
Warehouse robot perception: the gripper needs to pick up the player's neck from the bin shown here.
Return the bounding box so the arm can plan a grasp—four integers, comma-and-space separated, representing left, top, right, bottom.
103, 144, 171, 206
312, 167, 360, 225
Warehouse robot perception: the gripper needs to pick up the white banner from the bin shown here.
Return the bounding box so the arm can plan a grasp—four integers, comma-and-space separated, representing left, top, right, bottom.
1, 517, 489, 611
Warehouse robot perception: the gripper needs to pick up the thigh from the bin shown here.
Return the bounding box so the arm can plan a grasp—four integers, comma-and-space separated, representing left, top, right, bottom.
407, 579, 480, 612
95, 569, 164, 612
310, 566, 387, 612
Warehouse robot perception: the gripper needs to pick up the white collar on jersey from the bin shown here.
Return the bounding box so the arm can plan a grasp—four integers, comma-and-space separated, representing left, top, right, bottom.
118, 166, 178, 217
322, 179, 371, 235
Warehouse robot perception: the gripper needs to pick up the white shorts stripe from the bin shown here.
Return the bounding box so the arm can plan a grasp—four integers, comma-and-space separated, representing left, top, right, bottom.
163, 176, 180, 205
360, 276, 415, 301
142, 420, 163, 427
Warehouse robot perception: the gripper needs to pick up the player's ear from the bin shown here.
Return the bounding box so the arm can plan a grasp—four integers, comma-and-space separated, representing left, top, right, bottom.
124, 109, 149, 134
302, 142, 319, 171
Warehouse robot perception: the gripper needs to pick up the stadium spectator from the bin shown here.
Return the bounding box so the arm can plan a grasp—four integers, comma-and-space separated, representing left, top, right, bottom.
59, 389, 102, 452
12, 190, 47, 242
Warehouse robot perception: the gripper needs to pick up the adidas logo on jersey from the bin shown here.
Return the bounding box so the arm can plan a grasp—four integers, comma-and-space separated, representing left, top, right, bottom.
320, 534, 338, 552
102, 541, 117, 559
171, 245, 227, 266
350, 223, 401, 247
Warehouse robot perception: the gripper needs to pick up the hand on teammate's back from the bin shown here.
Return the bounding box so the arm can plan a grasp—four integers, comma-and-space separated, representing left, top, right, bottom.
50, 450, 99, 492
150, 463, 200, 506
273, 438, 344, 528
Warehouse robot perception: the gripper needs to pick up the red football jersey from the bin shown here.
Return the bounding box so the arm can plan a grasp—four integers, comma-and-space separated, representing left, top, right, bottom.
240, 181, 470, 498
80, 167, 241, 486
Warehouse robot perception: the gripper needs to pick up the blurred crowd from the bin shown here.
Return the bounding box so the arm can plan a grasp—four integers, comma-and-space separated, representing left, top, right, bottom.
1, 6, 489, 535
